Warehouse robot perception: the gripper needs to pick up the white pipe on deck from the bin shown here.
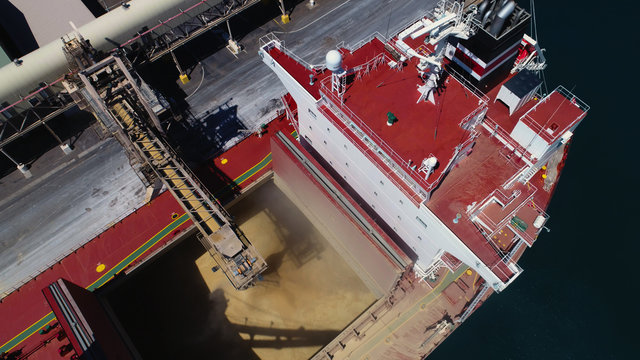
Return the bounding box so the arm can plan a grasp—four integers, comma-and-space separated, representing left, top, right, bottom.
0, 0, 207, 103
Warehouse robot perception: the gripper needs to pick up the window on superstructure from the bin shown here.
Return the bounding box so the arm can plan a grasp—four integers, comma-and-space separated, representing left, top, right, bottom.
308, 109, 317, 119
416, 216, 428, 229
304, 135, 312, 145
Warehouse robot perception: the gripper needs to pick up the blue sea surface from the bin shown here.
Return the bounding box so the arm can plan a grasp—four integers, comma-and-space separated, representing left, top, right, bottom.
430, 1, 638, 359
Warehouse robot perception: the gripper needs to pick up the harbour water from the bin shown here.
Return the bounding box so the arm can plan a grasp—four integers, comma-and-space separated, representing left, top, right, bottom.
431, 1, 637, 358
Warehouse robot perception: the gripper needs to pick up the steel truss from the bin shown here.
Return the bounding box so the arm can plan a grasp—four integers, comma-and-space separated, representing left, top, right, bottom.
77, 54, 266, 289
0, 78, 76, 149
118, 0, 261, 63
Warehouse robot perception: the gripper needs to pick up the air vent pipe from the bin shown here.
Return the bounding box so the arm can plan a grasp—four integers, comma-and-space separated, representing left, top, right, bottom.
488, 1, 516, 37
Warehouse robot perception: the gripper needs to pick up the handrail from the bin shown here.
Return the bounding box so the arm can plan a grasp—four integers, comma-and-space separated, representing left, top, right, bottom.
316, 104, 423, 204
259, 33, 324, 71
482, 116, 535, 163
319, 66, 481, 197
319, 80, 431, 199
556, 85, 589, 112
446, 65, 489, 104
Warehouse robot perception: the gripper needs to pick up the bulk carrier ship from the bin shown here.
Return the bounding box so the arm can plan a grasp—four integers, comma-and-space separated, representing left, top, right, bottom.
0, 0, 587, 359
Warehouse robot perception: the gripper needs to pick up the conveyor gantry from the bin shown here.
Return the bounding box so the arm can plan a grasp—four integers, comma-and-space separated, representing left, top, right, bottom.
64, 39, 266, 290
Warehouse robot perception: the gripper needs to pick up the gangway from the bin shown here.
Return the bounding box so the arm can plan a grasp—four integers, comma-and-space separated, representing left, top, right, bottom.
62, 37, 266, 290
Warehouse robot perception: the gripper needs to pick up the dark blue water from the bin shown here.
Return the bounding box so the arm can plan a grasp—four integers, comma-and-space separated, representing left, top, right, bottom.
430, 1, 638, 359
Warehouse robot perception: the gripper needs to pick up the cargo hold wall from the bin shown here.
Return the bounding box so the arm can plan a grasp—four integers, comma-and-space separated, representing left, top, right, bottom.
271, 132, 406, 297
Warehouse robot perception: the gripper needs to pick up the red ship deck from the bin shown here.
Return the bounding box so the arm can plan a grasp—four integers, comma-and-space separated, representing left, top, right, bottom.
0, 115, 296, 358
270, 36, 483, 194
486, 75, 587, 145
264, 34, 567, 283
332, 51, 480, 190
0, 192, 192, 358
427, 133, 523, 281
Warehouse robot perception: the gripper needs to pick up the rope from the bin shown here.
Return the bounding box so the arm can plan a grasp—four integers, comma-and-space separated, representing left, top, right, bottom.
184, 62, 205, 100
530, 0, 549, 95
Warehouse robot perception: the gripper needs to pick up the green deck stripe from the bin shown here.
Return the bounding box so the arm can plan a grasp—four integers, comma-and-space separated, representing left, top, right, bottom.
0, 213, 190, 353
214, 153, 272, 197
0, 313, 57, 354
2, 146, 284, 353
86, 213, 190, 291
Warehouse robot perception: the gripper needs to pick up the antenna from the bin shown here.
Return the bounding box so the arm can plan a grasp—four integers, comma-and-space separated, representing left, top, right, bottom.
326, 50, 346, 96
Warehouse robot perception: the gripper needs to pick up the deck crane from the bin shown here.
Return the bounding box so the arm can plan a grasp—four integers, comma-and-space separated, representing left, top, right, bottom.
60, 33, 266, 290
394, 0, 477, 104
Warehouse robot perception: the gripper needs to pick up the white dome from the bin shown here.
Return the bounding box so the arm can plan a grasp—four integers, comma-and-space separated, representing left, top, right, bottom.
325, 50, 343, 71
424, 157, 438, 168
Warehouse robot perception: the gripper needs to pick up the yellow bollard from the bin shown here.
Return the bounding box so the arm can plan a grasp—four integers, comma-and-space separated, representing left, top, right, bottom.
281, 14, 290, 24
179, 73, 190, 84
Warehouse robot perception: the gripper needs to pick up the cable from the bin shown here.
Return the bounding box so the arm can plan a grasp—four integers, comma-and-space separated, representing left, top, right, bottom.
184, 62, 205, 100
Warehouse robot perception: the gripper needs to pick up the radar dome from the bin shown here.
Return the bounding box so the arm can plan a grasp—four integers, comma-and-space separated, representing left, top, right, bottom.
424, 157, 438, 168
325, 50, 343, 72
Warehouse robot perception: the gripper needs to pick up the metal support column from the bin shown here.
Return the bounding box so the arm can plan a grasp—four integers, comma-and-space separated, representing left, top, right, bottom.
225, 19, 240, 55
0, 148, 31, 178
226, 19, 234, 42
38, 116, 73, 155
170, 51, 190, 84
279, 0, 290, 23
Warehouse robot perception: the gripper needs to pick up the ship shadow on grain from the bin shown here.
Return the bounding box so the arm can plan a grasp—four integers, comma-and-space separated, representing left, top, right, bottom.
103, 233, 337, 359
230, 180, 326, 272
103, 236, 260, 359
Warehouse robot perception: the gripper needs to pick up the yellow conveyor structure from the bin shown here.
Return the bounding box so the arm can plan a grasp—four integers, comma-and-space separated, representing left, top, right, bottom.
110, 100, 265, 289
76, 54, 266, 290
